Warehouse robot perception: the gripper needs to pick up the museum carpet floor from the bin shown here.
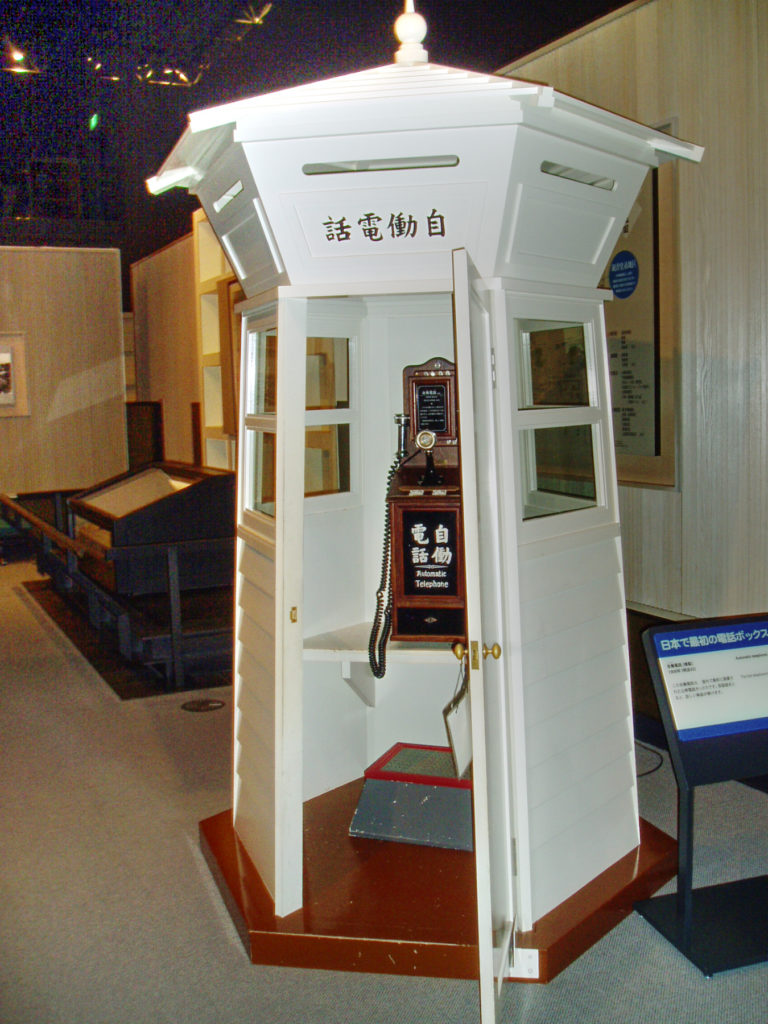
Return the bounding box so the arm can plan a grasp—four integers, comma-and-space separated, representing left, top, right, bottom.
1, 557, 767, 1023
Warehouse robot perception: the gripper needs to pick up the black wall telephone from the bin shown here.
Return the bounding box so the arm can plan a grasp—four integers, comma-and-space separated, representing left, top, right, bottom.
368, 357, 466, 678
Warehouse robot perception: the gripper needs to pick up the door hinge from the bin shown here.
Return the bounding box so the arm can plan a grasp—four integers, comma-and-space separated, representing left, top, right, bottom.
491, 348, 497, 387
508, 947, 540, 980
511, 837, 518, 876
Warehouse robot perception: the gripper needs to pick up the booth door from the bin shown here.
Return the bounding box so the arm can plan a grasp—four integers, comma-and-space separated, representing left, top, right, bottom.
456, 244, 639, 991
453, 249, 516, 1022
233, 297, 307, 916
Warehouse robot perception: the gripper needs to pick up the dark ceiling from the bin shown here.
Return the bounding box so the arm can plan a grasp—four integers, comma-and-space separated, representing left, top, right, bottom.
0, 0, 627, 280
2, 1, 627, 84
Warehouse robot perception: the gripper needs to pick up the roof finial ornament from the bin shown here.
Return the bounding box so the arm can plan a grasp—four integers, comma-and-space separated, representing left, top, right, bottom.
394, 0, 428, 65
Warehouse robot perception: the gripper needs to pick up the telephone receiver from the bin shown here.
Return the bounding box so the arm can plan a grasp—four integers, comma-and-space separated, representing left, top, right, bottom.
396, 412, 443, 483
395, 412, 410, 462
414, 428, 443, 486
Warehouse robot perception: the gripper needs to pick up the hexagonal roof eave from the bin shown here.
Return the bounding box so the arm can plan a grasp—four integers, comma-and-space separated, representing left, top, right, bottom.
148, 60, 702, 197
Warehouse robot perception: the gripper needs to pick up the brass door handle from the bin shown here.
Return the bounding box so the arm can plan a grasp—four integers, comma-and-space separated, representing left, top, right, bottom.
452, 642, 466, 662
483, 643, 501, 660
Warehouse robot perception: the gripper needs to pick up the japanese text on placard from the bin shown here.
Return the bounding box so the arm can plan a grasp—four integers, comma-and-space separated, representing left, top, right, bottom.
654, 619, 768, 739
410, 521, 453, 580
658, 628, 768, 652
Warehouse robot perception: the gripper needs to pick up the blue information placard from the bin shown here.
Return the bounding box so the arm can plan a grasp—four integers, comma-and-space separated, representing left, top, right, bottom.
639, 615, 768, 977
653, 620, 768, 741
609, 250, 640, 298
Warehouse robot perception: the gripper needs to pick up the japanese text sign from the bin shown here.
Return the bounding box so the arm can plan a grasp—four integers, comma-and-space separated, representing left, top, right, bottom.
402, 508, 459, 597
293, 184, 482, 259
653, 621, 768, 741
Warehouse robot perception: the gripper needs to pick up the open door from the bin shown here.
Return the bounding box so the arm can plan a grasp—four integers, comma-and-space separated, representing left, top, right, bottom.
455, 244, 641, 1001
233, 295, 307, 916
453, 248, 517, 1020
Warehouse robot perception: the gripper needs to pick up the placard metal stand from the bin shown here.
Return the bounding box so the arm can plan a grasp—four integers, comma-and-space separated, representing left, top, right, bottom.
636, 614, 768, 975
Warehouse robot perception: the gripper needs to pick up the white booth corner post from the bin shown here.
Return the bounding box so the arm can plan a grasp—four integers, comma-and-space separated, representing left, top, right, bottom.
148, 5, 702, 1013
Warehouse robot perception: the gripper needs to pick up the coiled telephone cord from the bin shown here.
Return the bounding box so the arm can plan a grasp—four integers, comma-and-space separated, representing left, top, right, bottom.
368, 454, 402, 679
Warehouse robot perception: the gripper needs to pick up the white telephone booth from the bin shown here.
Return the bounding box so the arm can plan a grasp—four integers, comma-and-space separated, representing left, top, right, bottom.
149, 8, 701, 1019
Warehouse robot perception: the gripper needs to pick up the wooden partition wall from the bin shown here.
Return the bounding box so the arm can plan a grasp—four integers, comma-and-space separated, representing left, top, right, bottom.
131, 215, 240, 470
130, 233, 199, 464
502, 0, 768, 618
0, 246, 126, 495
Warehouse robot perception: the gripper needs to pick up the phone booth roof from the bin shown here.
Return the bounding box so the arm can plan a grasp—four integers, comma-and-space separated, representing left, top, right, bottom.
148, 14, 702, 296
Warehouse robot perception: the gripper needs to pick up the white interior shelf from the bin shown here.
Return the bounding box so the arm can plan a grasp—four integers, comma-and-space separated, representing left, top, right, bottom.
303, 621, 455, 663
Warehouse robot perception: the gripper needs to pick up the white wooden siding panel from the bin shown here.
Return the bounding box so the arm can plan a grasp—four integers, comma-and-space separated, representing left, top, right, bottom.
529, 751, 635, 847
234, 778, 276, 894
235, 719, 274, 792
521, 521, 638, 921
527, 717, 633, 809
233, 534, 279, 899
526, 684, 630, 770
236, 680, 275, 754
523, 608, 625, 686
516, 521, 635, 924
239, 541, 276, 598
523, 646, 627, 726
234, 667, 275, 793
521, 573, 624, 642
519, 535, 621, 602
237, 605, 273, 660
530, 789, 639, 921
238, 576, 276, 635
236, 645, 273, 700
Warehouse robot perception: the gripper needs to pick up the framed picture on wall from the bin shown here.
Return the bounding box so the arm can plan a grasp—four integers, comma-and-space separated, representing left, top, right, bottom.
0, 349, 14, 405
0, 334, 30, 417
600, 125, 679, 488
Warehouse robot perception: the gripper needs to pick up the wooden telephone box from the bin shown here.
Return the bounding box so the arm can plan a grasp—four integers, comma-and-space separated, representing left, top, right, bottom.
388, 357, 465, 643
149, 5, 702, 1018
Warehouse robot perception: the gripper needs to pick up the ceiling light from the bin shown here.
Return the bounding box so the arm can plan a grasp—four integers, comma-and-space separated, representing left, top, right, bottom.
3, 38, 39, 74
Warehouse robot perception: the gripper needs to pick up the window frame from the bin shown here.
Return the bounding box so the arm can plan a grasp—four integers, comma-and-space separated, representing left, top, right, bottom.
239, 304, 278, 545
505, 299, 615, 537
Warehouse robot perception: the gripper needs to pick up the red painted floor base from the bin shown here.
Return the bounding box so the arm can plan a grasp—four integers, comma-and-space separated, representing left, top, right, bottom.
200, 778, 677, 983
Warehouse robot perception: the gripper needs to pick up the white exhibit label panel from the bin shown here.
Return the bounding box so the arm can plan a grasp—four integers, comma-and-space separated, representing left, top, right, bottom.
653, 622, 768, 741
608, 335, 656, 456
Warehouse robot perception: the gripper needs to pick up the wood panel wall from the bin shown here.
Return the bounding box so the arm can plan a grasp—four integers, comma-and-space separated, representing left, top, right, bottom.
130, 233, 198, 463
502, 0, 768, 617
0, 246, 126, 494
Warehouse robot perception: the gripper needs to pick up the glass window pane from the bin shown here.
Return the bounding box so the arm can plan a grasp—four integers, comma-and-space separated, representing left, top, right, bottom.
245, 330, 277, 416
306, 337, 350, 410
519, 321, 589, 409
304, 424, 350, 496
246, 429, 276, 517
521, 425, 597, 520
